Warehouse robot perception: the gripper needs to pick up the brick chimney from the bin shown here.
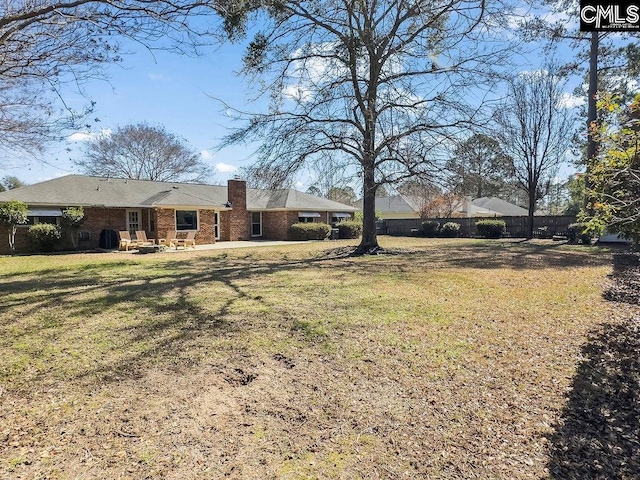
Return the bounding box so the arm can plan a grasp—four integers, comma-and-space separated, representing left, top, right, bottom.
227, 179, 250, 241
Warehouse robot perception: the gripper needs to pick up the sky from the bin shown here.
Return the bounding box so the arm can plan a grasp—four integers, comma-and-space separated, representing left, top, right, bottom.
4, 4, 588, 191
9, 37, 271, 187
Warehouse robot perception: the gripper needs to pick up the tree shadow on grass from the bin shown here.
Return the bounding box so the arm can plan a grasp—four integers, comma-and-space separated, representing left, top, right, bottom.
0, 241, 620, 395
369, 240, 616, 270
0, 253, 358, 392
547, 262, 640, 479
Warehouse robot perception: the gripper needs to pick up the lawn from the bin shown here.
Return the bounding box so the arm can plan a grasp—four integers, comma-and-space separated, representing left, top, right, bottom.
0, 238, 633, 479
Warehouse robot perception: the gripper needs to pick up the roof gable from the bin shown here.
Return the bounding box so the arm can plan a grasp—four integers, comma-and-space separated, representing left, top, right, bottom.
0, 174, 358, 212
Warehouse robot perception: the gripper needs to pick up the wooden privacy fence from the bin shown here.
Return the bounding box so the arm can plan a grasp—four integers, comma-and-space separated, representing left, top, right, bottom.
383, 216, 578, 238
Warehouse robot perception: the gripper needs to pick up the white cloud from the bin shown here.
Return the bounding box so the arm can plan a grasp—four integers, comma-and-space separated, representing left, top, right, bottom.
215, 162, 238, 173
67, 132, 94, 142
200, 150, 214, 160
67, 129, 111, 142
149, 73, 172, 82
295, 181, 304, 189
560, 92, 585, 109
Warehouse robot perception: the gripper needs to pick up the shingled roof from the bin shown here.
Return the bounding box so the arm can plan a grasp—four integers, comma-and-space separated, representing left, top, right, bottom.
0, 174, 358, 212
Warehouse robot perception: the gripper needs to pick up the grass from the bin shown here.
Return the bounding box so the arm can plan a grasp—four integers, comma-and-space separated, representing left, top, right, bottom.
0, 237, 623, 478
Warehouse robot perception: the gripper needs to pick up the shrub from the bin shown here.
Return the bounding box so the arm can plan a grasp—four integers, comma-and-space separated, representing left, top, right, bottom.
0, 200, 28, 254
288, 222, 331, 241
537, 226, 551, 239
476, 219, 505, 239
60, 207, 85, 249
440, 222, 461, 238
421, 220, 440, 237
567, 222, 592, 244
28, 223, 62, 252
337, 220, 362, 239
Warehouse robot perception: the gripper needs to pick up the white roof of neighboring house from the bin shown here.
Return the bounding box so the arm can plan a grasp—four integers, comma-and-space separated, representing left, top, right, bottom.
470, 197, 529, 216
353, 195, 422, 215
0, 175, 358, 212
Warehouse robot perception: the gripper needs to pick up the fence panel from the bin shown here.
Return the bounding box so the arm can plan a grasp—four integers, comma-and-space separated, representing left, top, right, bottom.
383, 215, 577, 238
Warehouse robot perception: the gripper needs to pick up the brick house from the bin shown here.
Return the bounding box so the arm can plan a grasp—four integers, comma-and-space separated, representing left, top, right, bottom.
0, 175, 358, 254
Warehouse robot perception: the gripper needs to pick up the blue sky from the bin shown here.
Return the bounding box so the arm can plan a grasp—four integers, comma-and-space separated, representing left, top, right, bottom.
5, 7, 588, 190
11, 38, 269, 187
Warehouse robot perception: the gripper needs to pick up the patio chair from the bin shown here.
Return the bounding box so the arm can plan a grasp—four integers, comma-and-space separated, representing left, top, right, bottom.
135, 230, 156, 246
119, 231, 139, 251
159, 230, 177, 248
175, 231, 196, 249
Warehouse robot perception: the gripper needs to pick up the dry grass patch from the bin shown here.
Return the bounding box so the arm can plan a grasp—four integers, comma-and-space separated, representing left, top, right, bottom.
0, 238, 625, 478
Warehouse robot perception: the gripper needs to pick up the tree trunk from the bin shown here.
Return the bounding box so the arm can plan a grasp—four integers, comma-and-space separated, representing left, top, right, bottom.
585, 31, 599, 213
527, 194, 536, 239
356, 162, 380, 254
9, 225, 16, 254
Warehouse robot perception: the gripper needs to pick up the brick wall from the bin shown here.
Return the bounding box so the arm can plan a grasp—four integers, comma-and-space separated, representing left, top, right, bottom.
156, 208, 216, 245
227, 180, 250, 241
156, 208, 175, 243
0, 207, 128, 254
261, 211, 299, 240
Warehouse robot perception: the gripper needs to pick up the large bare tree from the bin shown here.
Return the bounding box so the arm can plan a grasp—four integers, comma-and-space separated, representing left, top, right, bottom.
0, 1, 218, 157
494, 65, 575, 239
219, 0, 515, 253
76, 123, 213, 182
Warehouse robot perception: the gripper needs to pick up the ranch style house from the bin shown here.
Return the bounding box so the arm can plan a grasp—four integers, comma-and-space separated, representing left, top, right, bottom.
0, 175, 358, 254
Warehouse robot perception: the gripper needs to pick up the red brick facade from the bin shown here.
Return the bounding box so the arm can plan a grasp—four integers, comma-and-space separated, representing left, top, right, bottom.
0, 179, 353, 254
227, 180, 250, 241
261, 211, 300, 241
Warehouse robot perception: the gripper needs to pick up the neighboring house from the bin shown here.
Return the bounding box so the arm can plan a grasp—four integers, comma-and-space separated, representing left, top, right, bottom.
354, 194, 528, 219
0, 175, 358, 254
353, 195, 423, 219
457, 197, 529, 217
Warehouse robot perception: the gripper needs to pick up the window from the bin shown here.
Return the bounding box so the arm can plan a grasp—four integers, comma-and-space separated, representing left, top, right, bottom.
251, 212, 262, 237
331, 213, 352, 223
214, 211, 220, 240
22, 208, 63, 227
298, 211, 321, 223
24, 216, 60, 226
176, 210, 198, 231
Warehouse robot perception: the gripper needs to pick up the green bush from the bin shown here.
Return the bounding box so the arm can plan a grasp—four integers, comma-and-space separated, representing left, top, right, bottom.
567, 222, 592, 245
421, 220, 440, 237
337, 220, 362, 239
440, 222, 461, 238
288, 222, 331, 241
476, 219, 505, 239
61, 206, 85, 249
28, 223, 62, 252
0, 200, 28, 254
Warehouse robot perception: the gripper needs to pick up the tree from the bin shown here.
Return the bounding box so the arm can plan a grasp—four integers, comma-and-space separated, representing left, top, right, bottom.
0, 200, 28, 254
494, 65, 575, 239
583, 93, 640, 246
76, 123, 213, 182
563, 173, 585, 215
61, 207, 85, 250
220, 0, 515, 254
327, 187, 357, 205
445, 133, 514, 199
519, 2, 640, 212
420, 192, 464, 219
0, 176, 26, 191
305, 153, 358, 201
0, 1, 217, 157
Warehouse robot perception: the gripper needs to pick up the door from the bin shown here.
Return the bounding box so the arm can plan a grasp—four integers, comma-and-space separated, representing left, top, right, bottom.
126, 209, 142, 234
